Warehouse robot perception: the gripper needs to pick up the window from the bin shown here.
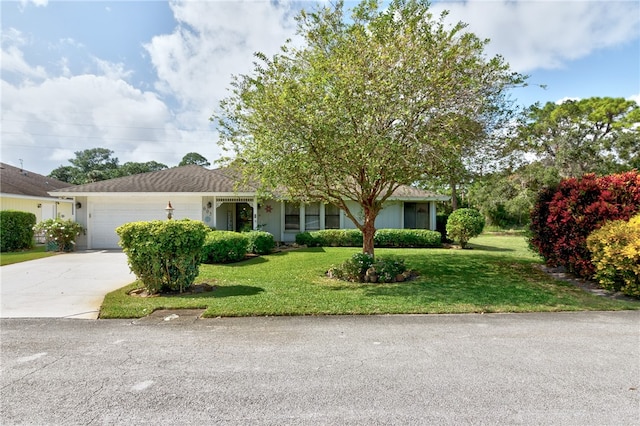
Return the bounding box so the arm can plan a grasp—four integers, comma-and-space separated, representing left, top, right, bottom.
285, 202, 300, 231
325, 204, 340, 229
404, 203, 429, 229
305, 203, 320, 230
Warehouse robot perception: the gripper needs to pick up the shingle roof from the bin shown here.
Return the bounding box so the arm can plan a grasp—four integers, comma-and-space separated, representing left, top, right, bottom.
0, 162, 73, 198
49, 165, 256, 194
48, 164, 448, 201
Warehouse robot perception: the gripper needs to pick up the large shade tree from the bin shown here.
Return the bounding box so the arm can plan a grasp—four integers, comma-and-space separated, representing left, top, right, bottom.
214, 0, 524, 255
516, 97, 639, 178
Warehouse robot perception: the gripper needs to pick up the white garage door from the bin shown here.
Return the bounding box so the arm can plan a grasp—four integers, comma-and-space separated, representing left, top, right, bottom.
89, 196, 202, 249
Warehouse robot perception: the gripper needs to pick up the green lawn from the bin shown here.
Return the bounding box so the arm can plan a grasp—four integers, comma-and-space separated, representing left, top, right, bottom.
0, 246, 55, 266
100, 234, 640, 318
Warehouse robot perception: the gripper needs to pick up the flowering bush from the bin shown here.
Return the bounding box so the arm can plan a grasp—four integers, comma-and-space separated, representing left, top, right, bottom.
529, 171, 640, 278
33, 218, 84, 252
587, 214, 640, 297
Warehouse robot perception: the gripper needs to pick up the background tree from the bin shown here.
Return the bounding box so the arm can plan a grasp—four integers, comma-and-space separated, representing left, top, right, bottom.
516, 97, 639, 178
49, 148, 119, 184
116, 161, 168, 177
179, 152, 211, 167
214, 0, 523, 255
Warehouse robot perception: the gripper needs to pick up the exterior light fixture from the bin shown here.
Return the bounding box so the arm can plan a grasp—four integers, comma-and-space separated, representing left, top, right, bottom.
76, 202, 82, 209
165, 201, 174, 220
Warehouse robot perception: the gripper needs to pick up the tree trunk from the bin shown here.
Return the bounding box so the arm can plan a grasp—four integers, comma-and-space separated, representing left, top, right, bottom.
362, 207, 376, 258
450, 178, 458, 211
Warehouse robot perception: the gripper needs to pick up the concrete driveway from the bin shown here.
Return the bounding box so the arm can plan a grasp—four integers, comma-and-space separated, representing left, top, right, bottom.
0, 250, 133, 319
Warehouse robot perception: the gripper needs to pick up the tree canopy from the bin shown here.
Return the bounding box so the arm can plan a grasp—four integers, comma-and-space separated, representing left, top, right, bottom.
214, 0, 524, 255
179, 152, 211, 167
516, 97, 639, 178
48, 148, 168, 184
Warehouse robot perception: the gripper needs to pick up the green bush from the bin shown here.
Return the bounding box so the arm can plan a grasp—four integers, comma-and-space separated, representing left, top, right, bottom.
373, 257, 407, 283
586, 214, 640, 297
201, 231, 248, 264
296, 229, 442, 248
328, 253, 408, 283
0, 211, 36, 252
245, 231, 275, 255
33, 218, 84, 252
374, 229, 442, 248
328, 252, 374, 281
446, 208, 485, 248
295, 231, 318, 246
116, 219, 209, 294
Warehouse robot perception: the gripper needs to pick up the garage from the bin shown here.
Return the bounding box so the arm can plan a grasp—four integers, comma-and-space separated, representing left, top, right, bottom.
88, 196, 202, 249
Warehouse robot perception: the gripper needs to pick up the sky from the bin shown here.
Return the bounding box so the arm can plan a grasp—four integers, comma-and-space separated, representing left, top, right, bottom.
1, 0, 639, 176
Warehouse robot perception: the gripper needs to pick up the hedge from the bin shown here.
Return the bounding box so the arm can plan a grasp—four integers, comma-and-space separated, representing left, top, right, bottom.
0, 211, 36, 252
116, 219, 209, 294
296, 228, 442, 248
201, 231, 248, 264
374, 229, 442, 248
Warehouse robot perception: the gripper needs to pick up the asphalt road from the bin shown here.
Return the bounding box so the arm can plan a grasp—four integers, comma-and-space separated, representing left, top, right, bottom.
1, 311, 639, 425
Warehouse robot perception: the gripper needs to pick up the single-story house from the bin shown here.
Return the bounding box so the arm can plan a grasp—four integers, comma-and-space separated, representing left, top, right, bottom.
0, 162, 74, 223
49, 165, 449, 250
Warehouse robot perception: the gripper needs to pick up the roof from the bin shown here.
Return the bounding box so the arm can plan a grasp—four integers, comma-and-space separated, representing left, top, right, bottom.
49, 165, 255, 194
0, 162, 73, 198
48, 165, 448, 201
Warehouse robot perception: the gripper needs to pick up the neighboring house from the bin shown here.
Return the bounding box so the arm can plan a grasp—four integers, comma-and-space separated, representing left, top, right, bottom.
0, 162, 74, 224
49, 165, 449, 250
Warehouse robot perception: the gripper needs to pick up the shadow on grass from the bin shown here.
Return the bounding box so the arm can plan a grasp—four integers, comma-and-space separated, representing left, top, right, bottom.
181, 285, 265, 298
465, 244, 514, 252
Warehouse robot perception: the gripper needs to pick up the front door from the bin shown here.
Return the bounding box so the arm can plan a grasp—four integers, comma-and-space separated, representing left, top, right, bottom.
235, 203, 253, 232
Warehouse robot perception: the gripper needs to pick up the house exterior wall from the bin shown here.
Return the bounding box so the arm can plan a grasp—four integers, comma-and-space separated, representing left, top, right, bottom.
257, 201, 282, 237
269, 199, 438, 243
0, 195, 73, 223
65, 193, 441, 249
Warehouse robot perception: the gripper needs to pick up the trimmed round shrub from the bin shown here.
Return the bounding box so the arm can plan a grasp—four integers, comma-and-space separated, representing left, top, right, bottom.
201, 231, 248, 264
587, 214, 640, 297
446, 208, 485, 248
116, 219, 209, 294
1, 211, 36, 252
245, 231, 275, 255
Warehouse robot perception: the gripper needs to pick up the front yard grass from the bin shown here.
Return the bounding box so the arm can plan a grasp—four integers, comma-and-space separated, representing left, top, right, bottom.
100, 234, 640, 318
0, 245, 55, 266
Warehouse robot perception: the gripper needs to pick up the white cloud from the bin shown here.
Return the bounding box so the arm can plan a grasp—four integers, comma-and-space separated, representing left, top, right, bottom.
628, 94, 640, 105
144, 0, 299, 111
19, 0, 48, 7
431, 0, 640, 73
1, 27, 47, 80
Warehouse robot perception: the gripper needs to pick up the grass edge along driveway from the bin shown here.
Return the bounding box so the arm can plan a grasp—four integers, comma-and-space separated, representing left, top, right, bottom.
100, 235, 639, 318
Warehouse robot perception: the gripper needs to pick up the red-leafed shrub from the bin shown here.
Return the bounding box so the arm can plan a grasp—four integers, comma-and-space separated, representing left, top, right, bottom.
529, 170, 640, 278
